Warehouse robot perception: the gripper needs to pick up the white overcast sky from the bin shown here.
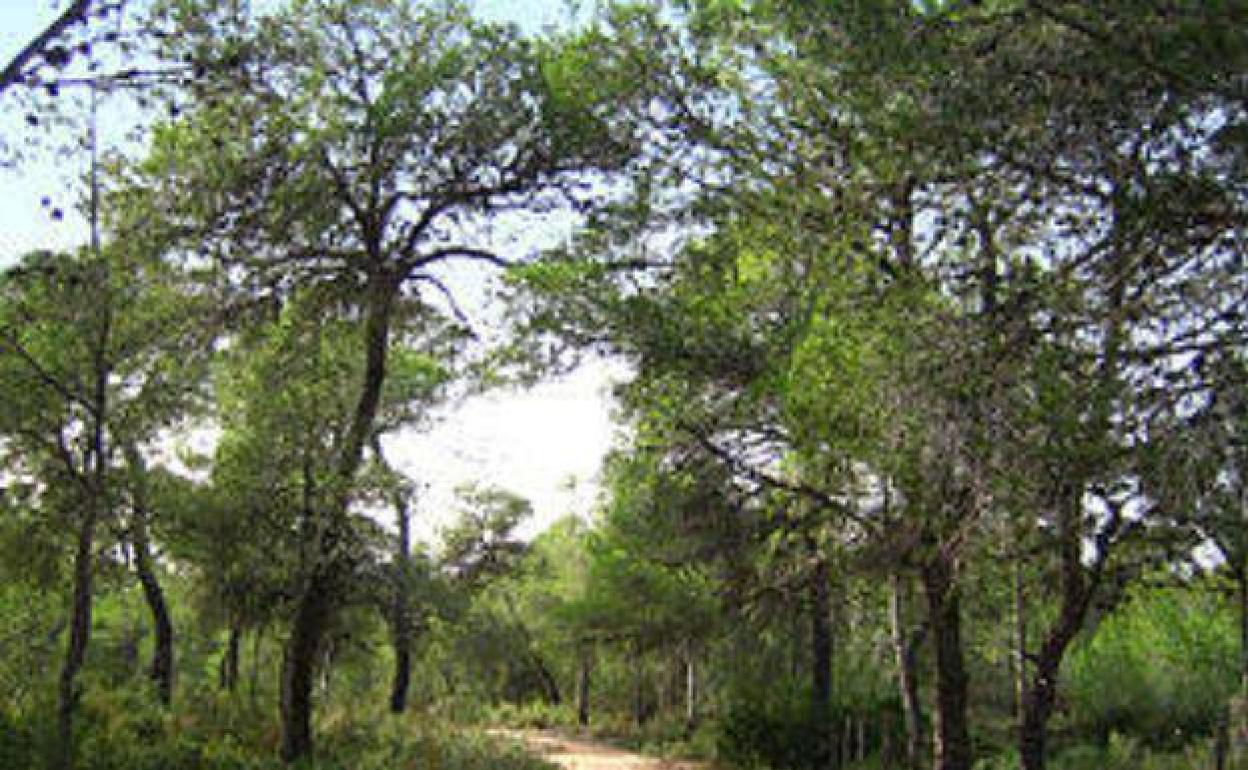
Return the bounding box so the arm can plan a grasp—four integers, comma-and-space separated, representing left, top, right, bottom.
0, 0, 625, 544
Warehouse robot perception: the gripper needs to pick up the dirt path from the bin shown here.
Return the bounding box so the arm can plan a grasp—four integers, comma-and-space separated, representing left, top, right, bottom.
489, 728, 712, 770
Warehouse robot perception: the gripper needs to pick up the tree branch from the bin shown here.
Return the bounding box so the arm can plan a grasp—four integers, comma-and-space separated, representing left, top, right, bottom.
405, 247, 513, 273
0, 0, 94, 96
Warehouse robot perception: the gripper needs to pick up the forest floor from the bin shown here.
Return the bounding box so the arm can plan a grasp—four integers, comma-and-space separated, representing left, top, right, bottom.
489, 728, 714, 770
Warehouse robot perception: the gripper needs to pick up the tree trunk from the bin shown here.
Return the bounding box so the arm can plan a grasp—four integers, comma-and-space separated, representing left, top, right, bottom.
220, 622, 241, 692
1020, 649, 1065, 770
131, 505, 173, 705
388, 481, 413, 714
280, 275, 395, 762
54, 509, 97, 770
1239, 567, 1248, 691
389, 632, 412, 714
632, 643, 647, 727
891, 573, 925, 768
124, 444, 174, 705
535, 653, 563, 706
1013, 556, 1027, 731
250, 624, 264, 705
922, 556, 972, 770
810, 556, 833, 713
280, 575, 333, 763
1019, 486, 1108, 770
577, 644, 593, 728
684, 644, 697, 731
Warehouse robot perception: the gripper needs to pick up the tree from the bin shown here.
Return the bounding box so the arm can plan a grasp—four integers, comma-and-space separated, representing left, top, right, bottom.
0, 240, 209, 768
128, 0, 657, 757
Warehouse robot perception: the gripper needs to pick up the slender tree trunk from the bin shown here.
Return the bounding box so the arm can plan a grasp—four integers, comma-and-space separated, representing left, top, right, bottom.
577, 644, 593, 728
891, 573, 925, 768
55, 509, 97, 770
534, 654, 562, 706
632, 642, 647, 727
1013, 556, 1027, 732
684, 644, 697, 731
55, 312, 110, 770
1239, 567, 1248, 691
250, 625, 263, 706
388, 479, 413, 715
806, 541, 834, 769
124, 444, 174, 705
131, 505, 174, 705
220, 622, 241, 692
921, 556, 972, 770
810, 556, 833, 713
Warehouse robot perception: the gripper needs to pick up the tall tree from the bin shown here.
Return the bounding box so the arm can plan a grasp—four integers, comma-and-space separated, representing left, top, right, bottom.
0, 240, 209, 768
130, 0, 658, 758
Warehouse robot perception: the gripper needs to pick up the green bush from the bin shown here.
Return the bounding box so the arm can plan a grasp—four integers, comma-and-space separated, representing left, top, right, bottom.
717, 686, 901, 770
1048, 733, 1213, 770
487, 701, 574, 730
1063, 588, 1235, 748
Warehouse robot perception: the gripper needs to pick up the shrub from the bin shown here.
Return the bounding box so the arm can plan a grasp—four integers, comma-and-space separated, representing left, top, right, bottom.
716, 686, 901, 770
1063, 588, 1235, 749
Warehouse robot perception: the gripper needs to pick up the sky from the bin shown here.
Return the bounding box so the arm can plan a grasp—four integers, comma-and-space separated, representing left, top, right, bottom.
0, 0, 624, 544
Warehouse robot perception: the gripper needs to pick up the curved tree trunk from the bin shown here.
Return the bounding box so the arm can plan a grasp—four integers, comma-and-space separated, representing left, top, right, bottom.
123, 444, 174, 705
132, 508, 174, 705
1019, 485, 1118, 770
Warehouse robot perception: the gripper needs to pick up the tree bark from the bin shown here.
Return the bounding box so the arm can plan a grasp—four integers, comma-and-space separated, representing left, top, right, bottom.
922, 556, 972, 770
891, 573, 925, 768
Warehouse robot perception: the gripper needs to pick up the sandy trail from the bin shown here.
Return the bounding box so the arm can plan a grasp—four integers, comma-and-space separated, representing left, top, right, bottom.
489, 728, 712, 770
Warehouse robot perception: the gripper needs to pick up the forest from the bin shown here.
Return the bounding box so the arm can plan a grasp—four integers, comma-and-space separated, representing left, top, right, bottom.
0, 1, 1245, 770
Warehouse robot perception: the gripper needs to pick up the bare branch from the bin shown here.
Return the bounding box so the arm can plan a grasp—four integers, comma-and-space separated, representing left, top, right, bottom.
0, 0, 94, 97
